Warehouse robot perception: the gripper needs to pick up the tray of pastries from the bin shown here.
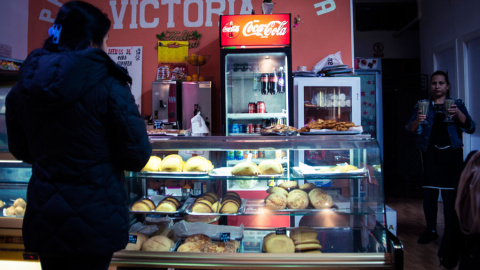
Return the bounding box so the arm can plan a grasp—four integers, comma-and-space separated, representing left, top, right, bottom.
185, 191, 245, 216
130, 195, 187, 214
260, 124, 298, 136
147, 128, 191, 136
209, 160, 284, 178
243, 182, 339, 213
139, 155, 213, 176
298, 119, 363, 134
292, 163, 366, 177
125, 226, 179, 252
262, 227, 322, 254
176, 234, 241, 253
2, 198, 26, 217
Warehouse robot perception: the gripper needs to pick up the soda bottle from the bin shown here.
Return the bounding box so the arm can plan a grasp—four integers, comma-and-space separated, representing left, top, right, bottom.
261, 73, 269, 95
252, 67, 260, 91
277, 67, 285, 93
268, 67, 278, 95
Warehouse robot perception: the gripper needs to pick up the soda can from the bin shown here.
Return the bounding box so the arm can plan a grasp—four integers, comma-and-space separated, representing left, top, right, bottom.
232, 124, 239, 133
257, 101, 266, 113
247, 123, 254, 134
248, 102, 256, 113
255, 124, 262, 133
227, 151, 235, 160
243, 150, 250, 159
258, 150, 265, 158
252, 150, 258, 159
235, 150, 243, 160
238, 124, 245, 134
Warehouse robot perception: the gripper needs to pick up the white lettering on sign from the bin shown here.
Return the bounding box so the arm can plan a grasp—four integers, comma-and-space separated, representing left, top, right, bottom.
47, 0, 62, 7
39, 9, 55, 23
222, 24, 240, 34
243, 20, 288, 38
184, 0, 203, 27
108, 0, 254, 29
140, 0, 159, 28
314, 0, 336, 16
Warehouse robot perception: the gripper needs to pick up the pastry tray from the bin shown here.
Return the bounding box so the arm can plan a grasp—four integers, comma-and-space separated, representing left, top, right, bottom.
300, 130, 362, 135
184, 197, 246, 216
292, 166, 366, 178
2, 207, 24, 217
130, 195, 188, 215
243, 199, 343, 214
209, 167, 283, 178
138, 171, 209, 177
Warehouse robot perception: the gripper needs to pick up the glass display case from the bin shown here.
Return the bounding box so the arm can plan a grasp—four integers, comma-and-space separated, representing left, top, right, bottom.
113, 135, 402, 269
0, 134, 402, 269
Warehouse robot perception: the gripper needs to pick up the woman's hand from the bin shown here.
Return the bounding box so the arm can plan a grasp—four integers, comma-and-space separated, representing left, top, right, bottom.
417, 109, 427, 123
448, 104, 466, 123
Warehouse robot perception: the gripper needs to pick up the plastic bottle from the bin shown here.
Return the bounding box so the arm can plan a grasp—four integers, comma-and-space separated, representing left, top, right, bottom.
277, 67, 285, 93
261, 73, 269, 95
252, 67, 261, 91
268, 67, 278, 95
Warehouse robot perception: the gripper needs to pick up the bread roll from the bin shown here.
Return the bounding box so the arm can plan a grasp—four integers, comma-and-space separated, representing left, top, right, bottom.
141, 156, 162, 172
290, 227, 318, 243
191, 202, 213, 213
125, 232, 148, 250
231, 161, 259, 176
267, 186, 289, 197
264, 234, 295, 253
184, 156, 214, 172
258, 160, 284, 175
141, 235, 174, 252
295, 243, 322, 251
160, 154, 185, 172
163, 197, 181, 208
141, 199, 156, 209
308, 188, 333, 209
264, 193, 287, 210
177, 242, 203, 252
185, 234, 212, 246
220, 201, 239, 214
279, 181, 298, 189
287, 189, 309, 210
155, 201, 177, 212
131, 201, 151, 211
299, 183, 316, 191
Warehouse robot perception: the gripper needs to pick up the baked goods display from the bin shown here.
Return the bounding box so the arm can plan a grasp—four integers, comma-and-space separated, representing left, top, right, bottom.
177, 234, 240, 253
262, 233, 295, 253
4, 198, 26, 216
230, 161, 259, 176
147, 128, 190, 136
140, 155, 214, 174
190, 191, 242, 215
264, 184, 334, 211
298, 118, 361, 132
260, 124, 298, 136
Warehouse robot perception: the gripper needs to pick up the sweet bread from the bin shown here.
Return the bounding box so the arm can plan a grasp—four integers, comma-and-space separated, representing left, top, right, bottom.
131, 201, 151, 211
264, 193, 287, 210
141, 156, 162, 172
141, 235, 174, 252
183, 156, 214, 172
177, 242, 203, 252
231, 161, 259, 176
258, 160, 284, 175
299, 183, 316, 191
287, 189, 309, 209
266, 186, 289, 197
160, 154, 185, 172
125, 232, 148, 251
279, 181, 298, 189
264, 234, 295, 253
308, 188, 333, 209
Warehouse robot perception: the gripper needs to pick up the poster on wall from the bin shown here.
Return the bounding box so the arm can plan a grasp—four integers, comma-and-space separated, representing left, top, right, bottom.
157, 41, 188, 81
107, 46, 143, 111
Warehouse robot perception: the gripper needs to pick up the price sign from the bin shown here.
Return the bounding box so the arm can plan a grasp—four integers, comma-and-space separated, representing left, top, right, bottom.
128, 234, 138, 244
275, 227, 287, 235
220, 232, 231, 242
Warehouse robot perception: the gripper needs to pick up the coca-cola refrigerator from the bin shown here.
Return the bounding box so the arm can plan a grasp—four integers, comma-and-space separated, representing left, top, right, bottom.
219, 14, 293, 136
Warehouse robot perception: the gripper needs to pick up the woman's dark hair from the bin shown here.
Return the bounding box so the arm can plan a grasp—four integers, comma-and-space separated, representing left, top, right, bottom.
44, 1, 110, 51
431, 70, 451, 97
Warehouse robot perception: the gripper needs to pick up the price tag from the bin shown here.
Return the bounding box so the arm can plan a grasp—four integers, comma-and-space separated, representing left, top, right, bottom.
275, 227, 287, 235
128, 234, 138, 244
220, 232, 231, 242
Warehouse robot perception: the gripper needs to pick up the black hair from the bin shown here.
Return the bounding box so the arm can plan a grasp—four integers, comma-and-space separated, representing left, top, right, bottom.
43, 1, 111, 52
430, 70, 451, 97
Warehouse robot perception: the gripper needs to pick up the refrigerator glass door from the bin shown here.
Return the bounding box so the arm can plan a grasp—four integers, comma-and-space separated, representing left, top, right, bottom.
224, 52, 288, 136
294, 77, 361, 128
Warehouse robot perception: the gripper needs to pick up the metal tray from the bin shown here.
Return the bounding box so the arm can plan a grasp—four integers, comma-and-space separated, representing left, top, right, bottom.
209, 167, 283, 178
292, 166, 366, 177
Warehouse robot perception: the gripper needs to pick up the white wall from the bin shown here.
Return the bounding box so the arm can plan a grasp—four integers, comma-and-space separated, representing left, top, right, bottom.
419, 0, 480, 154
0, 0, 28, 60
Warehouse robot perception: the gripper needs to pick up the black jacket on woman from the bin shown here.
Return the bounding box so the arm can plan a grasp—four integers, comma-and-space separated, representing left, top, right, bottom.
6, 48, 152, 257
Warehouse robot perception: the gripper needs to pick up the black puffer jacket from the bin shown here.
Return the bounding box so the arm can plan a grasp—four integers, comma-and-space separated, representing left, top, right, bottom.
6, 48, 152, 257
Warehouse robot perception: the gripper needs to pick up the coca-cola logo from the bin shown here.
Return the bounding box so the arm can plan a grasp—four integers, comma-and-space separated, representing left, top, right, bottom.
221, 21, 240, 39
243, 20, 288, 38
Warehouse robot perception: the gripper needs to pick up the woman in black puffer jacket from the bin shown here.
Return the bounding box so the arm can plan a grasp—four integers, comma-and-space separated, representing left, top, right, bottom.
5, 2, 152, 269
